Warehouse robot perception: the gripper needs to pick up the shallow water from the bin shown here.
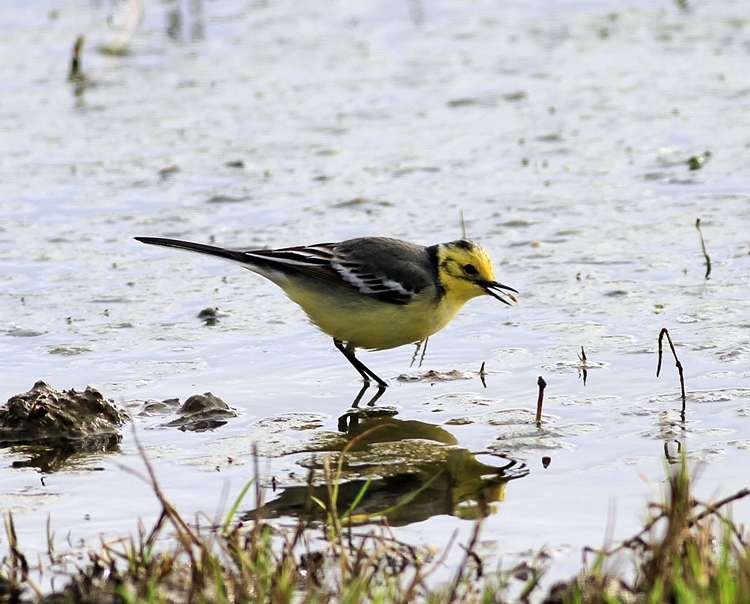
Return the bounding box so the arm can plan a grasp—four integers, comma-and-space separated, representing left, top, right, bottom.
2, 0, 750, 592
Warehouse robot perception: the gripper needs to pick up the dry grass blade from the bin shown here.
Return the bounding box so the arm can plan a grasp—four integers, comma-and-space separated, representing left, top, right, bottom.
446, 514, 485, 602
120, 423, 201, 547
4, 512, 44, 598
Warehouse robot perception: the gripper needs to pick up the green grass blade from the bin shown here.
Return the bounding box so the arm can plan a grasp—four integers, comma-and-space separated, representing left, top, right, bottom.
221, 478, 256, 533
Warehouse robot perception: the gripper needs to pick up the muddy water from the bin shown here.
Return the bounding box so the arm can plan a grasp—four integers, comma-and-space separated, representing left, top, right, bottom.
2, 0, 750, 591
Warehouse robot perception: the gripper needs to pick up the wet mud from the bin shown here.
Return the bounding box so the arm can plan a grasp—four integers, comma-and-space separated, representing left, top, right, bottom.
0, 381, 127, 472
163, 392, 237, 432
0, 381, 126, 444
139, 392, 237, 431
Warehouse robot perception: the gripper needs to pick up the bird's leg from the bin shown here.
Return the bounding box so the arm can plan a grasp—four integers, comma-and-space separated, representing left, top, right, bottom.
333, 338, 388, 389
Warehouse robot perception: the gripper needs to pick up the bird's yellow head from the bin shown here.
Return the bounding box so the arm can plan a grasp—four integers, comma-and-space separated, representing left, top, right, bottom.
436, 240, 517, 306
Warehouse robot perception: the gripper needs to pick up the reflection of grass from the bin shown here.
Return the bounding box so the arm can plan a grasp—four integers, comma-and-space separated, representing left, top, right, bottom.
2, 448, 749, 602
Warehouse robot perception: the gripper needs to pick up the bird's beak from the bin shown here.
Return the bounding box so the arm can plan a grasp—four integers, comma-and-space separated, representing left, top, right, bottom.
481, 281, 518, 306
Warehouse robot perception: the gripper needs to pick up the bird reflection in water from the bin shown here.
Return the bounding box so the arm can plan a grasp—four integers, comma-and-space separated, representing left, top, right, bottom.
349, 382, 387, 408
249, 411, 528, 526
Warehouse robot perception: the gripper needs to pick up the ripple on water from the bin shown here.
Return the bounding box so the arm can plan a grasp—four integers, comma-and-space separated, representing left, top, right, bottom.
548, 394, 620, 407
428, 392, 496, 411
0, 490, 66, 514
183, 413, 334, 464
647, 388, 750, 406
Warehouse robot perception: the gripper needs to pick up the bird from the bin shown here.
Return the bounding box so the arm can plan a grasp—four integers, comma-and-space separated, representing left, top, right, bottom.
134, 235, 517, 389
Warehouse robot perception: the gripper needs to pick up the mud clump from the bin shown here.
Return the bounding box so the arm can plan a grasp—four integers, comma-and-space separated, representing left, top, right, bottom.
0, 381, 128, 472
0, 381, 127, 444
163, 392, 236, 432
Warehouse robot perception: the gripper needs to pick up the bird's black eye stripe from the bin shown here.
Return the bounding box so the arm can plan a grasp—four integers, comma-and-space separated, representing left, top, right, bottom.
463, 264, 478, 276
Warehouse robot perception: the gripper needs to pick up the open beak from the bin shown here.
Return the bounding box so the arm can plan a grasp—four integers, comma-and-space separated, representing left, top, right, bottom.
481, 281, 518, 306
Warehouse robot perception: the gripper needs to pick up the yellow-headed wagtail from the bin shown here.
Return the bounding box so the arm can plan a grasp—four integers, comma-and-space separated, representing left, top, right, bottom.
134, 236, 517, 388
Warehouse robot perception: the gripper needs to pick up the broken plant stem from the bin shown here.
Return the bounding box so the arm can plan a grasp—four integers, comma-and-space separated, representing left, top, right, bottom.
68, 34, 84, 81
578, 347, 588, 386
536, 376, 547, 427
657, 328, 687, 414
695, 218, 711, 279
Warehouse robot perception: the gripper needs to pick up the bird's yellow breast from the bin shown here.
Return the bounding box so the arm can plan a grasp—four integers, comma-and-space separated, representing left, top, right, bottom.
280, 282, 464, 351
271, 239, 497, 351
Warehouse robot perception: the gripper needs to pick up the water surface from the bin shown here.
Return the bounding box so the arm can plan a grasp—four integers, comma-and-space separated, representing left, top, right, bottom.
2, 0, 750, 591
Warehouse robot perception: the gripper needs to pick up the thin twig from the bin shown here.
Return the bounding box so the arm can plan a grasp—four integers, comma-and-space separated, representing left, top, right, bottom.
124, 423, 202, 547
695, 218, 711, 279
657, 328, 687, 415
690, 488, 750, 525
536, 376, 547, 427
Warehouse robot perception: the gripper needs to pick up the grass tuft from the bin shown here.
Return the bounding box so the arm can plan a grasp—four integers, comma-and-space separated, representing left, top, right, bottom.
1, 446, 749, 603
546, 452, 750, 604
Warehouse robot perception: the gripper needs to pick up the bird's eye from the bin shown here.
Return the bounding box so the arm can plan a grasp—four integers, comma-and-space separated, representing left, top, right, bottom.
463, 264, 478, 276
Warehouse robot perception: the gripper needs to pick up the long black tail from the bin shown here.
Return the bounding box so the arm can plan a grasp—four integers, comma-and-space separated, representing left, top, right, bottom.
134, 237, 250, 264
